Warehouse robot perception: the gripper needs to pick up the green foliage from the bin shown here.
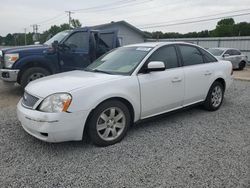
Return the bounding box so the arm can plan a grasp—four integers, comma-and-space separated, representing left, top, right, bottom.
217, 18, 235, 26
71, 19, 82, 28
145, 18, 250, 39
0, 19, 82, 45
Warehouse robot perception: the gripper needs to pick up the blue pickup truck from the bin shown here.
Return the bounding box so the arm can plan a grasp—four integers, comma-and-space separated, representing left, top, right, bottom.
0, 28, 119, 87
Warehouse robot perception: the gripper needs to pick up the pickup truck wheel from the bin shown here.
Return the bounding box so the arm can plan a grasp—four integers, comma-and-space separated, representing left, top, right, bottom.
203, 81, 224, 111
20, 67, 50, 88
238, 61, 246, 70
87, 100, 131, 147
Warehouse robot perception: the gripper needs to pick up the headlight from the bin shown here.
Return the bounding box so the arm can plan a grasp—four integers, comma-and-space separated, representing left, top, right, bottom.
4, 53, 19, 68
38, 93, 72, 113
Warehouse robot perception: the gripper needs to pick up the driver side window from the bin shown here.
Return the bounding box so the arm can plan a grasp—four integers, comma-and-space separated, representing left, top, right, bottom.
64, 32, 89, 49
147, 46, 179, 69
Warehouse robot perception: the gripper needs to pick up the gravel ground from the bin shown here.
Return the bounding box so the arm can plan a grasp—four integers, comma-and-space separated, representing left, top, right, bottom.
0, 80, 249, 188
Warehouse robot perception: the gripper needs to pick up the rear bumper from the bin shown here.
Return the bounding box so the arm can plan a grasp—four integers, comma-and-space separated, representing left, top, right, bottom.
0, 69, 19, 82
17, 100, 89, 142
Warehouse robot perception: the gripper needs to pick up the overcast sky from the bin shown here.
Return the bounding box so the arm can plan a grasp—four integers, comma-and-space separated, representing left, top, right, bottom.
0, 0, 250, 36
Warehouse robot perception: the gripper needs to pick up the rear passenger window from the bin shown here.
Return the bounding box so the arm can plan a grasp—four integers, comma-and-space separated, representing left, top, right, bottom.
200, 48, 218, 63
232, 50, 241, 55
148, 46, 179, 69
179, 45, 204, 66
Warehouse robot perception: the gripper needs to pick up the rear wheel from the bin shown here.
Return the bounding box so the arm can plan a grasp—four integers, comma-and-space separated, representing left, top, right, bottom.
20, 67, 50, 88
87, 100, 131, 146
238, 61, 246, 70
203, 81, 224, 111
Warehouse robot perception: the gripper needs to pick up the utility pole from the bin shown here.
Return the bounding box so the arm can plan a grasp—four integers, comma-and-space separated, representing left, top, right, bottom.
30, 24, 40, 41
65, 11, 74, 29
24, 28, 27, 45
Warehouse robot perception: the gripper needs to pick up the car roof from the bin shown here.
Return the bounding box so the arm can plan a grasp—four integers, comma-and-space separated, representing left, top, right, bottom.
124, 42, 198, 48
209, 47, 239, 51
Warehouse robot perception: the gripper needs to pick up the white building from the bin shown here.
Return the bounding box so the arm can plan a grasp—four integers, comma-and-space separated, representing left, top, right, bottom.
90, 21, 148, 46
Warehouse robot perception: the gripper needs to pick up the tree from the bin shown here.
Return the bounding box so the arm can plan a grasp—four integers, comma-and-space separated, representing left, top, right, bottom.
71, 19, 82, 28
4, 34, 15, 46
212, 18, 235, 37
217, 18, 235, 26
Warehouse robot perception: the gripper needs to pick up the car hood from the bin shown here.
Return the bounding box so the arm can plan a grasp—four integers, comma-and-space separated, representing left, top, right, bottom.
1, 44, 50, 55
25, 70, 123, 98
214, 56, 223, 60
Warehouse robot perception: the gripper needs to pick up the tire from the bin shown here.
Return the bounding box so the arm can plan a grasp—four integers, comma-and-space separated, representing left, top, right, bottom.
87, 100, 131, 147
203, 81, 224, 111
238, 61, 246, 70
20, 67, 50, 88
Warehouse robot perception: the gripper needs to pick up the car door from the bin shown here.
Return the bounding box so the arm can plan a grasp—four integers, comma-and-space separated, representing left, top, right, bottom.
177, 44, 215, 105
59, 31, 91, 71
224, 49, 235, 62
138, 45, 184, 118
95, 30, 119, 58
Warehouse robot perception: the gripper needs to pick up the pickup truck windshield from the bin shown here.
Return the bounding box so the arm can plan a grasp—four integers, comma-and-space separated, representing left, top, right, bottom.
44, 30, 71, 45
85, 47, 152, 75
208, 49, 224, 56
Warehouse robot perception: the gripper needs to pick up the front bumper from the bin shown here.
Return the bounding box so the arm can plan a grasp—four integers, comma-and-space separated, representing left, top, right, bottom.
0, 69, 19, 82
17, 100, 89, 142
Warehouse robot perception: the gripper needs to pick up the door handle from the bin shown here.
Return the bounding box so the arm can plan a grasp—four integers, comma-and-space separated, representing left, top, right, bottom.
204, 71, 212, 76
171, 77, 182, 83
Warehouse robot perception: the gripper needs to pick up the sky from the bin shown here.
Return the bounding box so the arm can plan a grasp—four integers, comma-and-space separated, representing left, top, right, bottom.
0, 0, 250, 36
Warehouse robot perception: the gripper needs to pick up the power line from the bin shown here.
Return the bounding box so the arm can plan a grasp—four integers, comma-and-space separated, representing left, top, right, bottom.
27, 0, 143, 28
39, 15, 68, 27
70, 0, 134, 12
139, 12, 250, 29
138, 8, 250, 27
74, 0, 154, 13
35, 13, 65, 25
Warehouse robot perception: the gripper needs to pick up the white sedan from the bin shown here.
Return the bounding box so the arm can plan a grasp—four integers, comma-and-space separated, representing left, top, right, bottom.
17, 42, 233, 146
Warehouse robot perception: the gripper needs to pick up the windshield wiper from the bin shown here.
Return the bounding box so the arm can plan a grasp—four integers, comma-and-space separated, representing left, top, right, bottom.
93, 69, 113, 75
84, 68, 113, 75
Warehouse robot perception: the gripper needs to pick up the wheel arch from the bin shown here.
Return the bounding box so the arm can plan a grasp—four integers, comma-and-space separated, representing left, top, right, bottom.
213, 77, 226, 91
83, 96, 135, 137
17, 61, 53, 84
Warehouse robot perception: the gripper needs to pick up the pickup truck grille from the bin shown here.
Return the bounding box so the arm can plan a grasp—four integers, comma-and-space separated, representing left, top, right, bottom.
22, 92, 39, 108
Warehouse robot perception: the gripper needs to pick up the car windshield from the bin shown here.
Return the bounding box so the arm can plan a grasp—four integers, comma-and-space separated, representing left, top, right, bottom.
44, 30, 71, 45
208, 48, 224, 56
85, 46, 152, 75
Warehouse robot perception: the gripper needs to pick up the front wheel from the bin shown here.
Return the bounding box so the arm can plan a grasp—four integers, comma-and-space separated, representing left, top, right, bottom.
203, 81, 224, 111
87, 100, 131, 147
20, 67, 50, 88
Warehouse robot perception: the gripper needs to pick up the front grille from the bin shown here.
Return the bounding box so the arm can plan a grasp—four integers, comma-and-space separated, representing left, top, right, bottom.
22, 92, 39, 108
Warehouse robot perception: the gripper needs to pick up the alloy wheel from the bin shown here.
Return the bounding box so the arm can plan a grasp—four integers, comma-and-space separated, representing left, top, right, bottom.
96, 107, 126, 141
211, 86, 223, 108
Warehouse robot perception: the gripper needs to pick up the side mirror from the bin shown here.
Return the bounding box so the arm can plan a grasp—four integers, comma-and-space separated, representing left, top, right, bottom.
147, 61, 166, 72
34, 41, 40, 45
223, 54, 230, 58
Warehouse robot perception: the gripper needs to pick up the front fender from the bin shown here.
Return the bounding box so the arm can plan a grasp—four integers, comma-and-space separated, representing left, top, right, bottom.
69, 76, 141, 122
12, 54, 59, 74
